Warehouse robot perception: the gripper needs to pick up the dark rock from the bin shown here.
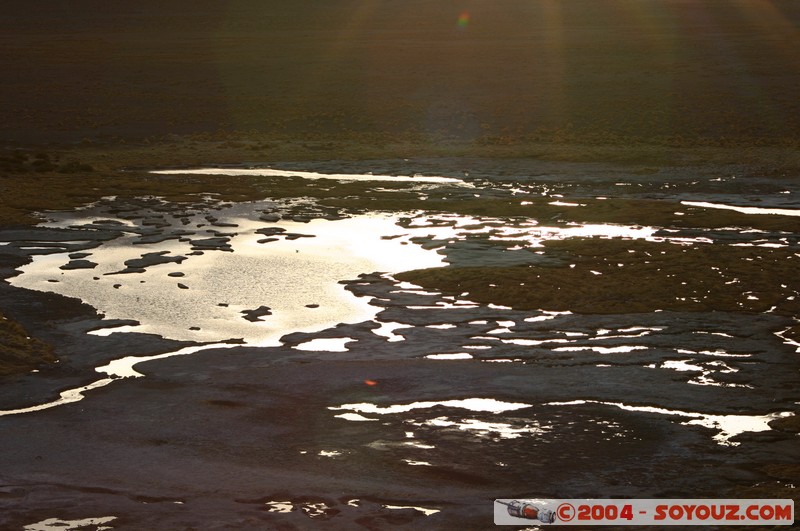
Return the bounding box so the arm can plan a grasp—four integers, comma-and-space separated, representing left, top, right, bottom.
285, 233, 314, 241
60, 260, 97, 270
168, 272, 185, 278
256, 227, 286, 236
88, 219, 126, 226
115, 251, 185, 273
241, 306, 272, 322
0, 227, 120, 242
133, 230, 195, 245
142, 217, 170, 228
190, 237, 232, 252
177, 283, 189, 290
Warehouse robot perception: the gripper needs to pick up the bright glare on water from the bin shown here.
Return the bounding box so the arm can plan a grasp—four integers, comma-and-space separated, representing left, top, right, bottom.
11, 210, 446, 345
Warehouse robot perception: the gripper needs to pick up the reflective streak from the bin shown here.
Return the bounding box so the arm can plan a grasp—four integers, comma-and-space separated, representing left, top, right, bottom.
420, 417, 549, 439
96, 343, 238, 378
318, 450, 342, 457
293, 337, 355, 352
501, 338, 570, 346
682, 201, 800, 217
777, 327, 800, 352
424, 353, 473, 360
402, 441, 436, 449
302, 502, 333, 518
402, 459, 433, 466
334, 413, 379, 422
87, 325, 140, 336
553, 345, 648, 354
488, 223, 658, 247
548, 201, 586, 207
24, 517, 117, 531
546, 399, 792, 446
330, 398, 532, 415
0, 343, 240, 416
660, 360, 704, 372
383, 505, 440, 516
676, 348, 749, 358
589, 331, 657, 340
524, 311, 572, 322
0, 378, 114, 417
152, 167, 465, 185
652, 359, 751, 388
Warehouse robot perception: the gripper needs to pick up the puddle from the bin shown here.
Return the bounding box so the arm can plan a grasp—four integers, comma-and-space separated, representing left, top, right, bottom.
371, 321, 411, 342
10, 206, 446, 345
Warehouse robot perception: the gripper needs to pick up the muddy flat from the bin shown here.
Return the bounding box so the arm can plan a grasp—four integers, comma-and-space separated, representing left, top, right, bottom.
1, 2, 799, 529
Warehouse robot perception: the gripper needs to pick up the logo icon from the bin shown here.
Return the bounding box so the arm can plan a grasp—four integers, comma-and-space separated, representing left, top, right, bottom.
497, 500, 556, 523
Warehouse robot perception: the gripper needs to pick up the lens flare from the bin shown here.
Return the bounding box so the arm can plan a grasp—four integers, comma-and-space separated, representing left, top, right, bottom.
457, 11, 470, 28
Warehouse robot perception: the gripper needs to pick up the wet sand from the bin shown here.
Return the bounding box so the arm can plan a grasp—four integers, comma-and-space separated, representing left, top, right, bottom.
1, 1, 800, 529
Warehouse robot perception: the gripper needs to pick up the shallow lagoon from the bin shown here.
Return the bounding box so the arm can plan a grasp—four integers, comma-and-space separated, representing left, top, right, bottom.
1, 164, 799, 528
